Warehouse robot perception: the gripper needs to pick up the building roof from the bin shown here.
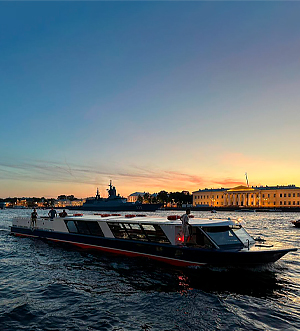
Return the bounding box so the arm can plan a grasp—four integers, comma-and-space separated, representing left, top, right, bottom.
227, 185, 256, 192
252, 185, 300, 190
128, 192, 146, 197
192, 188, 228, 193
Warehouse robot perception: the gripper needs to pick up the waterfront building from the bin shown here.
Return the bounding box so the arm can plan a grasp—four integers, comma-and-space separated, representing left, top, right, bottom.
127, 192, 158, 203
54, 199, 85, 208
193, 185, 300, 208
127, 192, 146, 203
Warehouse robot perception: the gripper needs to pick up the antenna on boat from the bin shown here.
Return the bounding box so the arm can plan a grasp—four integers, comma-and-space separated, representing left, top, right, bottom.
245, 172, 249, 187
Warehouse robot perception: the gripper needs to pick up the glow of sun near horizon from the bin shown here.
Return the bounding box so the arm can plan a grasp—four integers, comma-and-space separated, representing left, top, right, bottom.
1, 2, 300, 198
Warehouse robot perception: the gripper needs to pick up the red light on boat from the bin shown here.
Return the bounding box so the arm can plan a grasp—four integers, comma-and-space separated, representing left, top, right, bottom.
177, 235, 184, 242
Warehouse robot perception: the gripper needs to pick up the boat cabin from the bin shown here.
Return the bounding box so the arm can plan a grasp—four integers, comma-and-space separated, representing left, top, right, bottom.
62, 215, 255, 250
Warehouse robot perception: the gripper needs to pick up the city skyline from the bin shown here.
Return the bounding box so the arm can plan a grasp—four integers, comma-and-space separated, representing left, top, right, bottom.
1, 2, 300, 198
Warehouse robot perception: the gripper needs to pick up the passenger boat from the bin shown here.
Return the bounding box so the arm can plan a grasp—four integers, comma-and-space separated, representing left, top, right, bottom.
10, 214, 297, 267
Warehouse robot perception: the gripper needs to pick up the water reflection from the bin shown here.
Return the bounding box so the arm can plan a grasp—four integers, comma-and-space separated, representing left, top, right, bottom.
184, 266, 286, 298
78, 252, 288, 298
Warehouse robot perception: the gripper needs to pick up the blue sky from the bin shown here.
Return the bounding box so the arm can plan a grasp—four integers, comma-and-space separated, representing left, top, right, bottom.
1, 2, 300, 198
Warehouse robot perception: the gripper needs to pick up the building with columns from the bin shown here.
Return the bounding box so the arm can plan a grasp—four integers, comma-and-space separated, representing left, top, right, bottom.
193, 185, 300, 208
127, 192, 146, 203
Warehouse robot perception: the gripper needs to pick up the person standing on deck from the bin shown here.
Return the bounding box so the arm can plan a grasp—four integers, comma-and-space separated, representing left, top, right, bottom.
59, 209, 68, 217
31, 208, 38, 228
48, 207, 57, 221
180, 209, 191, 245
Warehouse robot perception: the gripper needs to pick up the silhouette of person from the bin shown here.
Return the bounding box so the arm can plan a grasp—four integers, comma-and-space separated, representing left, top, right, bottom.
59, 209, 68, 217
48, 207, 57, 221
31, 208, 38, 228
180, 209, 191, 245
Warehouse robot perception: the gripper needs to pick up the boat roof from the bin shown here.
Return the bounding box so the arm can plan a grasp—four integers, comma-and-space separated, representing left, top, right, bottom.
65, 215, 241, 227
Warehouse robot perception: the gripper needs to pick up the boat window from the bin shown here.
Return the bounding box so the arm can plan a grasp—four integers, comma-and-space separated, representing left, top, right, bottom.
107, 222, 130, 239
86, 221, 104, 237
65, 220, 78, 233
75, 221, 90, 235
231, 225, 255, 245
65, 220, 104, 237
141, 224, 170, 244
202, 226, 243, 249
107, 222, 170, 243
125, 223, 148, 241
189, 227, 214, 248
142, 224, 156, 231
129, 224, 141, 230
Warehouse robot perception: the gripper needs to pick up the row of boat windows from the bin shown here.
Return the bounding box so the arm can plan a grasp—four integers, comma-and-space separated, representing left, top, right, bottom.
65, 220, 170, 244
107, 222, 170, 244
64, 220, 245, 249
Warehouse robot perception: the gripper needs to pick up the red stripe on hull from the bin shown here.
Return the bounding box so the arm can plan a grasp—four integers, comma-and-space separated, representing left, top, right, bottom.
11, 231, 206, 267
46, 238, 206, 268
12, 232, 38, 238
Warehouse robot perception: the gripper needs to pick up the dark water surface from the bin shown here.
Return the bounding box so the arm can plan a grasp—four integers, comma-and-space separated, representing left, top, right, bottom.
1, 209, 300, 330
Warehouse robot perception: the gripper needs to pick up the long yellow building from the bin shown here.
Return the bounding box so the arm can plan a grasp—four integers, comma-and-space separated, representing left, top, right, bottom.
193, 185, 300, 208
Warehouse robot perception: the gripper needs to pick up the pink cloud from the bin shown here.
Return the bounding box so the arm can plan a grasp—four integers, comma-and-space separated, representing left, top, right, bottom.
212, 178, 245, 187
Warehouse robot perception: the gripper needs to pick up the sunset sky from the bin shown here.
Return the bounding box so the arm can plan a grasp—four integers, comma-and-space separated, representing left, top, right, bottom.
1, 2, 300, 198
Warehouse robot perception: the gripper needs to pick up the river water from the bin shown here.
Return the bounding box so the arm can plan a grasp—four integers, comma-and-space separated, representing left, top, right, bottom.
0, 209, 300, 331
